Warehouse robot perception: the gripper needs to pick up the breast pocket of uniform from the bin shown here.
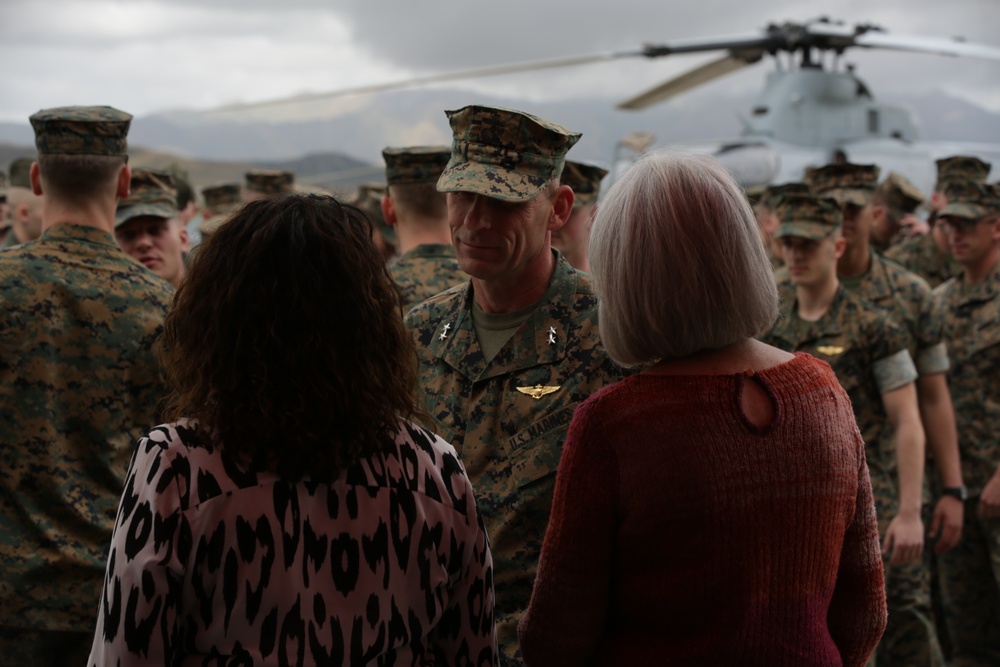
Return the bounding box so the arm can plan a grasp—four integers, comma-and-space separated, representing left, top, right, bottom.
505, 404, 578, 489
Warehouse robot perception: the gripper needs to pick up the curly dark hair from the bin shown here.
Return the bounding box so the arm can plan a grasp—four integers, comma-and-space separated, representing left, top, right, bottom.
159, 194, 423, 482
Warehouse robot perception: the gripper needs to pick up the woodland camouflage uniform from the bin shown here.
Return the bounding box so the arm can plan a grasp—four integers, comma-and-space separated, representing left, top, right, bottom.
764, 190, 933, 666
934, 180, 1000, 667
383, 146, 468, 312
405, 105, 622, 665
808, 165, 946, 667
0, 106, 173, 663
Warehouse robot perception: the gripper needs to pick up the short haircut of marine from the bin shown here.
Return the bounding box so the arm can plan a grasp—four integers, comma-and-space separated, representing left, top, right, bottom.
383, 146, 451, 220
589, 152, 779, 367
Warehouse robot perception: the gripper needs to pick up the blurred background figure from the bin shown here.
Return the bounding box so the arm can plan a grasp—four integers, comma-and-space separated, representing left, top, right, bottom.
552, 160, 607, 272
381, 145, 467, 311
933, 180, 1000, 667
519, 153, 887, 666
243, 168, 295, 202
114, 169, 189, 288
4, 157, 45, 247
353, 181, 396, 261
89, 194, 497, 666
0, 170, 8, 245
165, 163, 202, 246
886, 156, 990, 288
872, 172, 926, 252
197, 181, 242, 243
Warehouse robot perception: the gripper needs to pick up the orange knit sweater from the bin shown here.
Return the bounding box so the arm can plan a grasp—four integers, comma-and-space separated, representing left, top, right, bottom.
519, 353, 887, 666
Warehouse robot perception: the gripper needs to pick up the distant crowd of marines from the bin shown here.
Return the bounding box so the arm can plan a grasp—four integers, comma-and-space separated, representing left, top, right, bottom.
0, 103, 998, 667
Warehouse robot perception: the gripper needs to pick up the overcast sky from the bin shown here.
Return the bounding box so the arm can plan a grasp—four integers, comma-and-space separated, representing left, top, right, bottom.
1, 0, 998, 125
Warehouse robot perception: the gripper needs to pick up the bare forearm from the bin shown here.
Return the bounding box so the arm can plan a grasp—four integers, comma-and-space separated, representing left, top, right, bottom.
894, 419, 926, 514
916, 374, 962, 488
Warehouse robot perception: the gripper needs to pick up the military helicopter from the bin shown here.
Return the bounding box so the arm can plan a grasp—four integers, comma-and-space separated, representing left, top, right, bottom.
218, 18, 1000, 193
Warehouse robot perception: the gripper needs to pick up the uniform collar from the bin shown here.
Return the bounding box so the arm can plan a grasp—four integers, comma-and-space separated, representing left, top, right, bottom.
953, 259, 1000, 306
40, 223, 118, 249
850, 251, 893, 302
408, 243, 456, 258
428, 250, 578, 381
776, 285, 847, 342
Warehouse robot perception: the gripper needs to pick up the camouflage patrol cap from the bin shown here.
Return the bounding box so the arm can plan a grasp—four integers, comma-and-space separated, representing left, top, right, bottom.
115, 169, 177, 228
877, 172, 924, 215
805, 163, 880, 207
245, 170, 295, 195
9, 157, 33, 188
382, 146, 451, 186
29, 106, 132, 156
438, 104, 582, 202
938, 180, 1000, 221
761, 182, 810, 210
202, 183, 241, 212
935, 156, 990, 191
775, 194, 843, 240
560, 160, 609, 207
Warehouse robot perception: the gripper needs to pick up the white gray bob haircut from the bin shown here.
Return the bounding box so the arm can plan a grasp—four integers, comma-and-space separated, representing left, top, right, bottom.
588, 152, 779, 368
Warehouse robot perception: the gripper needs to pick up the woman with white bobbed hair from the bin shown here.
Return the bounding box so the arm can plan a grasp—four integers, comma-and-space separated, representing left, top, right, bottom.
518, 153, 887, 666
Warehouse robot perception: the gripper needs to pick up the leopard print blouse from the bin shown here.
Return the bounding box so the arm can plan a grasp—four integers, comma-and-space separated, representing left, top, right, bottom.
88, 420, 496, 665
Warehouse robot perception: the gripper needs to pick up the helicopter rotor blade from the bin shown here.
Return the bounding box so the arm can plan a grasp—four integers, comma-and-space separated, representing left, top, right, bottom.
209, 50, 646, 114
852, 32, 1000, 60
617, 53, 761, 110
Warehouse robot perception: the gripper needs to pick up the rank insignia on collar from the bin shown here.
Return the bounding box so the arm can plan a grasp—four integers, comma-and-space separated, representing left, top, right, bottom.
817, 345, 845, 356
516, 385, 561, 400
439, 323, 452, 341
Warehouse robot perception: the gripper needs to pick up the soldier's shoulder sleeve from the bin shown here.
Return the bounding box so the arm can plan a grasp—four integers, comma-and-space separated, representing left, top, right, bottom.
856, 302, 917, 393
404, 282, 465, 328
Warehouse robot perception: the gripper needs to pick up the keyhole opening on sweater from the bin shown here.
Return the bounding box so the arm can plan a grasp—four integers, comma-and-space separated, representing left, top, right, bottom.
739, 373, 777, 430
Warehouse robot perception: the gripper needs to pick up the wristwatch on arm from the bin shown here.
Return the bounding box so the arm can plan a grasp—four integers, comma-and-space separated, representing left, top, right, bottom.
940, 486, 968, 501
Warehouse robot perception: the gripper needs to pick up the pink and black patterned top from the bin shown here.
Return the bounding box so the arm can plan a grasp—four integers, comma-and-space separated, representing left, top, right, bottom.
89, 419, 496, 666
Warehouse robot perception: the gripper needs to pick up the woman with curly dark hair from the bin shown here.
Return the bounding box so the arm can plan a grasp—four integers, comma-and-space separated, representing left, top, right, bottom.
88, 195, 497, 666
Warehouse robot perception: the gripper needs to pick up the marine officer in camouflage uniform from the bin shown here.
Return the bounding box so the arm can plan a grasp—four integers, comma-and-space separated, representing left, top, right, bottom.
381, 146, 468, 311
806, 163, 960, 667
244, 168, 294, 202
0, 106, 174, 664
763, 191, 933, 667
550, 159, 607, 272
933, 180, 1000, 666
886, 157, 990, 288
404, 105, 621, 665
114, 168, 189, 288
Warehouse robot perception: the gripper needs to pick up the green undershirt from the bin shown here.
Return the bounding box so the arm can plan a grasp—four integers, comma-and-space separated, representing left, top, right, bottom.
472, 299, 539, 364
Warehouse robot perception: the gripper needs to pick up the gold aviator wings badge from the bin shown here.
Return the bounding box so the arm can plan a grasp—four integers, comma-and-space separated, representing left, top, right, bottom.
516, 385, 561, 400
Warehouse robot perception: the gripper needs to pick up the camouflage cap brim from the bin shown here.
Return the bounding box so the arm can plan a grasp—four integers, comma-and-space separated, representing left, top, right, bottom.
776, 221, 836, 240
115, 203, 176, 228
824, 188, 870, 208
438, 159, 551, 203
938, 202, 991, 221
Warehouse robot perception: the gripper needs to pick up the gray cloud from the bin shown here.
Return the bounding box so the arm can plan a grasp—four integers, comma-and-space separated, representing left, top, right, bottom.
0, 0, 996, 123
